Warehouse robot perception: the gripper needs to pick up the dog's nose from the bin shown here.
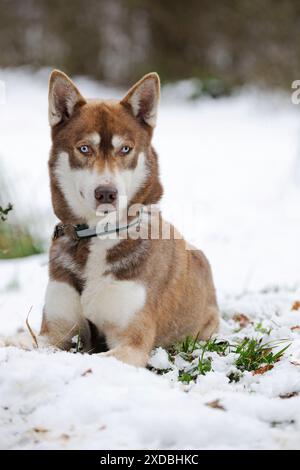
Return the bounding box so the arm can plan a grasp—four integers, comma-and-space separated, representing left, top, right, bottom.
94, 185, 118, 204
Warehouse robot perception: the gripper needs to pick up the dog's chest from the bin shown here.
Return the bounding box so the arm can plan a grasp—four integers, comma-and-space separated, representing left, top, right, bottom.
80, 238, 146, 330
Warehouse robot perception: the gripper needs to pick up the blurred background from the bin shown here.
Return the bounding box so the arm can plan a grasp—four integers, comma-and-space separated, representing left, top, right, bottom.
1, 1, 300, 329
1, 0, 300, 92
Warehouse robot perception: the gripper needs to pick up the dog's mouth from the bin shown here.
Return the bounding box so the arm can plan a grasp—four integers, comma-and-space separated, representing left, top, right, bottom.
96, 203, 117, 216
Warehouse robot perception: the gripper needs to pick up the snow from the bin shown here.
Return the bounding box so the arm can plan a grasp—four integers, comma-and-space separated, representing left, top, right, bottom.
1, 69, 300, 449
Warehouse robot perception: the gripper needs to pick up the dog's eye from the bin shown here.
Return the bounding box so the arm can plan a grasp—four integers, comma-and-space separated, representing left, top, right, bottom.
79, 145, 90, 154
120, 146, 132, 155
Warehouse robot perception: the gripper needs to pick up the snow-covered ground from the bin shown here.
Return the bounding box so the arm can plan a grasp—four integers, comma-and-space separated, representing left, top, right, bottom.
0, 68, 300, 449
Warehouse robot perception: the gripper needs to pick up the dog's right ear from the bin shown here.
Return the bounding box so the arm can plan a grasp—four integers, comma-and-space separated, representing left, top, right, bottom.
48, 70, 86, 127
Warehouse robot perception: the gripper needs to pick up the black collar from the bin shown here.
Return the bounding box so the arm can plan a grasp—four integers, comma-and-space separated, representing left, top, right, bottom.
53, 209, 143, 241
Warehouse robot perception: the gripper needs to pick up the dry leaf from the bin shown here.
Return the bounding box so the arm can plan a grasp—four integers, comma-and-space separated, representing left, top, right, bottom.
81, 368, 93, 376
233, 313, 251, 328
290, 360, 300, 366
205, 399, 225, 410
279, 391, 299, 399
252, 364, 274, 375
291, 325, 300, 331
33, 427, 48, 433
292, 301, 300, 311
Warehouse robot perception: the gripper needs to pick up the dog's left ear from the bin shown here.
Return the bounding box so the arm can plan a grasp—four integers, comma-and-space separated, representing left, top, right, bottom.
121, 73, 160, 128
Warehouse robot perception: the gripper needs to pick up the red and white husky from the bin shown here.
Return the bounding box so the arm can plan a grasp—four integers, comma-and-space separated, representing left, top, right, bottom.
2, 70, 219, 366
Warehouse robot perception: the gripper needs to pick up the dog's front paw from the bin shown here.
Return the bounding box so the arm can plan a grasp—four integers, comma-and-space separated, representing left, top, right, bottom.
99, 346, 148, 367
0, 332, 47, 350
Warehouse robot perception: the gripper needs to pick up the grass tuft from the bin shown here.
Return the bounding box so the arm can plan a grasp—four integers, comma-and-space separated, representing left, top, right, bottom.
234, 338, 290, 372
154, 335, 291, 385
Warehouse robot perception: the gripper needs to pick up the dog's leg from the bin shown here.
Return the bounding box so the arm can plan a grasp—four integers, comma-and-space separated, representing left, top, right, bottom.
199, 305, 220, 341
0, 281, 91, 351
101, 311, 156, 367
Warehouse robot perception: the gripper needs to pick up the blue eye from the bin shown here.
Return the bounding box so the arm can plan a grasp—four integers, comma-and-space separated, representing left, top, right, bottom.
120, 146, 131, 155
79, 145, 90, 154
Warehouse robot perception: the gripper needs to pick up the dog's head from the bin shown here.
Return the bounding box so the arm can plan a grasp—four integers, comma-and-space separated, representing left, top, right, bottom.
48, 70, 163, 225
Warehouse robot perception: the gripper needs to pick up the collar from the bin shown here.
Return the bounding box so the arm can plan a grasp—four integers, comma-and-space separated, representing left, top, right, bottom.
53, 209, 143, 241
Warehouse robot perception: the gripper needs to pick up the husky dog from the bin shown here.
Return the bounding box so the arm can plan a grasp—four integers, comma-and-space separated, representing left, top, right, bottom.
1, 71, 219, 366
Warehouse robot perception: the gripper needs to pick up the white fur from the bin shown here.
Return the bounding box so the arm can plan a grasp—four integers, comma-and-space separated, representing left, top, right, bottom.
120, 152, 148, 203
56, 252, 81, 276
130, 92, 140, 119
49, 101, 62, 127
54, 152, 94, 220
44, 280, 83, 325
112, 135, 123, 149
0, 281, 83, 351
54, 151, 148, 224
87, 132, 101, 146
81, 238, 147, 330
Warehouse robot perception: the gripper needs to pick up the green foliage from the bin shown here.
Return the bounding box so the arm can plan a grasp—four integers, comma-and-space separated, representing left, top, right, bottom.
170, 335, 230, 357
178, 372, 194, 384
0, 195, 44, 259
227, 371, 242, 383
0, 203, 13, 221
204, 338, 231, 355
162, 334, 290, 385
0, 221, 43, 259
187, 78, 230, 100
234, 338, 290, 372
71, 333, 83, 353
254, 322, 272, 335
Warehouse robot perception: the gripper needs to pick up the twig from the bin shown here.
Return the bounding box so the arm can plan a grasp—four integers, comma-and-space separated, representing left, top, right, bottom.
25, 306, 38, 348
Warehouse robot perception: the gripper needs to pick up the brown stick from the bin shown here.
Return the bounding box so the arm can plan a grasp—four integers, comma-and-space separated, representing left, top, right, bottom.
25, 306, 38, 348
